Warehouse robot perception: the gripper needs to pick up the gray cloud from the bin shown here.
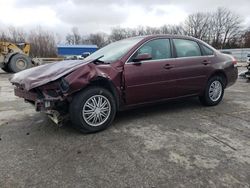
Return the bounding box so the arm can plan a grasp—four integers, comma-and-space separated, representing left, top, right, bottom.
15, 0, 62, 7
14, 0, 250, 13
165, 0, 250, 16
8, 0, 250, 36
55, 4, 127, 25
15, 0, 250, 18
17, 0, 168, 7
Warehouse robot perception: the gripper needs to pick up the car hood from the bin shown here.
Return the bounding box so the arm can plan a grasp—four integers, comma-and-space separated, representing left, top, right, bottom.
9, 59, 92, 91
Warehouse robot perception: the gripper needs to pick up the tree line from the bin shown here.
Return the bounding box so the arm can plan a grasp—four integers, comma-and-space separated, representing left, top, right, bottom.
0, 7, 250, 57
67, 8, 250, 49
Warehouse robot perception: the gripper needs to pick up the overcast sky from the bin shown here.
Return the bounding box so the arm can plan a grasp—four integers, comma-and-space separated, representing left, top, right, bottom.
0, 0, 250, 37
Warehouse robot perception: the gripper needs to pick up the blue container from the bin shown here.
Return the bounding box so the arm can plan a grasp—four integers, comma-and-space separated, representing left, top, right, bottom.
57, 45, 98, 56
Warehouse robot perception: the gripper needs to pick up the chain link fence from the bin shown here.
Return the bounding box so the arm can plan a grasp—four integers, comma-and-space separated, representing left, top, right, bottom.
220, 48, 250, 62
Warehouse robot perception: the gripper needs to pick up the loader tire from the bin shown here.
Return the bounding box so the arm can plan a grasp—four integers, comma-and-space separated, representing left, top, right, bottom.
8, 54, 32, 73
1, 66, 12, 73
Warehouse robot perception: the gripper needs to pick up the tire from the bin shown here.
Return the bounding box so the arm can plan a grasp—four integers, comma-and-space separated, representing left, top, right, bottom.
199, 76, 225, 106
69, 86, 116, 133
8, 54, 32, 73
1, 66, 12, 73
246, 71, 250, 80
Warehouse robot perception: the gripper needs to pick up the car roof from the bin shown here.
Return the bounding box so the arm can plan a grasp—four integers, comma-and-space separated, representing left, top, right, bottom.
127, 34, 203, 45
130, 34, 196, 40
126, 34, 216, 52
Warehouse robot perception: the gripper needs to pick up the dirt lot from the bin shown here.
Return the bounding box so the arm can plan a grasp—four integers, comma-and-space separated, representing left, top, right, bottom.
0, 68, 250, 188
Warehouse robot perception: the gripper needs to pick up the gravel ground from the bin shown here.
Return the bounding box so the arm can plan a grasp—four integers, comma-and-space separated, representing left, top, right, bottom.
0, 68, 249, 188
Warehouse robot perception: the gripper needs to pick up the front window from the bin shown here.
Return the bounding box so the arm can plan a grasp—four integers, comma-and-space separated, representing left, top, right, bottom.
84, 37, 144, 62
130, 38, 172, 62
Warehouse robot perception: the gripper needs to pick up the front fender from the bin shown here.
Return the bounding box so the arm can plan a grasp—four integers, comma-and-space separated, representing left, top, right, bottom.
63, 64, 99, 95
62, 63, 121, 97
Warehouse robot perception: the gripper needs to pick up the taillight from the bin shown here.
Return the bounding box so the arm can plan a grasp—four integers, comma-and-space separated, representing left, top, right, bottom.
232, 58, 237, 67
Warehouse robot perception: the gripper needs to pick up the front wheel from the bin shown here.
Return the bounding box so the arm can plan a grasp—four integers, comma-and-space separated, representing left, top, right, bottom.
69, 87, 116, 133
199, 76, 225, 106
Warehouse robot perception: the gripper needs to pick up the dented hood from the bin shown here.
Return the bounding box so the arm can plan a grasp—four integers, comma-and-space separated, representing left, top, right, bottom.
9, 59, 92, 91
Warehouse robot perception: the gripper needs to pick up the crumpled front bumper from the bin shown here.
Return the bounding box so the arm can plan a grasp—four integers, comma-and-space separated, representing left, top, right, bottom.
14, 87, 37, 101
14, 87, 56, 112
14, 87, 68, 126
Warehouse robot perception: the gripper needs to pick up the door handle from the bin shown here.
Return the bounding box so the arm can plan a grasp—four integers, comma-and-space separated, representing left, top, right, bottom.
163, 64, 174, 69
202, 60, 211, 65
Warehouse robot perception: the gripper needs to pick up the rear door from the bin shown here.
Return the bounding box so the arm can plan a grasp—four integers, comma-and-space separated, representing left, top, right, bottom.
171, 38, 213, 97
124, 38, 176, 105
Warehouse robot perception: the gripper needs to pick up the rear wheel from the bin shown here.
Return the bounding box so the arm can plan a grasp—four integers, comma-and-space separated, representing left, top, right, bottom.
8, 54, 32, 73
199, 76, 225, 106
70, 87, 116, 133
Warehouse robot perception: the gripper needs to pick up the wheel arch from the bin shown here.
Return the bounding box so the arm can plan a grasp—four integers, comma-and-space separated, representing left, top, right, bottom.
208, 70, 228, 87
89, 76, 120, 109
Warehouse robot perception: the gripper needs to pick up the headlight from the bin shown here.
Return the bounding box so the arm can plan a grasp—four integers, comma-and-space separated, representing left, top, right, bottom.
60, 78, 70, 93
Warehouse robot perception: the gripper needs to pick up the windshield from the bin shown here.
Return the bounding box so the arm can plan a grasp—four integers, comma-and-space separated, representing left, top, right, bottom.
84, 37, 144, 62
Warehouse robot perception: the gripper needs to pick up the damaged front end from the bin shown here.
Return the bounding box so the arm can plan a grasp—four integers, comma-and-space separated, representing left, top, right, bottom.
9, 59, 94, 126
11, 60, 123, 127
14, 79, 70, 126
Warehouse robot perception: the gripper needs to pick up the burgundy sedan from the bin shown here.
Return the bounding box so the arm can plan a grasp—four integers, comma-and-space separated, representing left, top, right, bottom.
10, 35, 238, 133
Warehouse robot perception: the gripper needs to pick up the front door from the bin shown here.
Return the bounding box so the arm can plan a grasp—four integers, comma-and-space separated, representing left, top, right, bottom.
124, 38, 176, 105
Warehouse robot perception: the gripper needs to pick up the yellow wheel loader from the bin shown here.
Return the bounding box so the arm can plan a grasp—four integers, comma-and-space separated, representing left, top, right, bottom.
0, 42, 33, 73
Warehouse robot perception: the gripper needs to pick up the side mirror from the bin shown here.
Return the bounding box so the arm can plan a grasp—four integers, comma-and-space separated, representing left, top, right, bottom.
133, 53, 152, 62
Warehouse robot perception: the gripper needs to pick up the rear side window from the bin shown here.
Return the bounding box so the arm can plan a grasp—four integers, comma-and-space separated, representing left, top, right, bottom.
201, 45, 214, 56
173, 39, 201, 58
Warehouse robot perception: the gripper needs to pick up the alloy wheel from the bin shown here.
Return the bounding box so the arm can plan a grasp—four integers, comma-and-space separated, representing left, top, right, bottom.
208, 80, 222, 102
82, 95, 111, 127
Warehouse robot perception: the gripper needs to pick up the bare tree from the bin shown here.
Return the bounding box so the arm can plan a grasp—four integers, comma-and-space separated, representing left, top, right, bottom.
66, 27, 82, 45
242, 29, 250, 48
0, 27, 26, 43
66, 34, 74, 45
8, 26, 26, 43
211, 7, 242, 48
72, 27, 81, 44
184, 12, 210, 40
28, 27, 57, 57
88, 33, 108, 48
109, 27, 129, 42
108, 25, 185, 43
0, 31, 10, 41
161, 25, 185, 35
